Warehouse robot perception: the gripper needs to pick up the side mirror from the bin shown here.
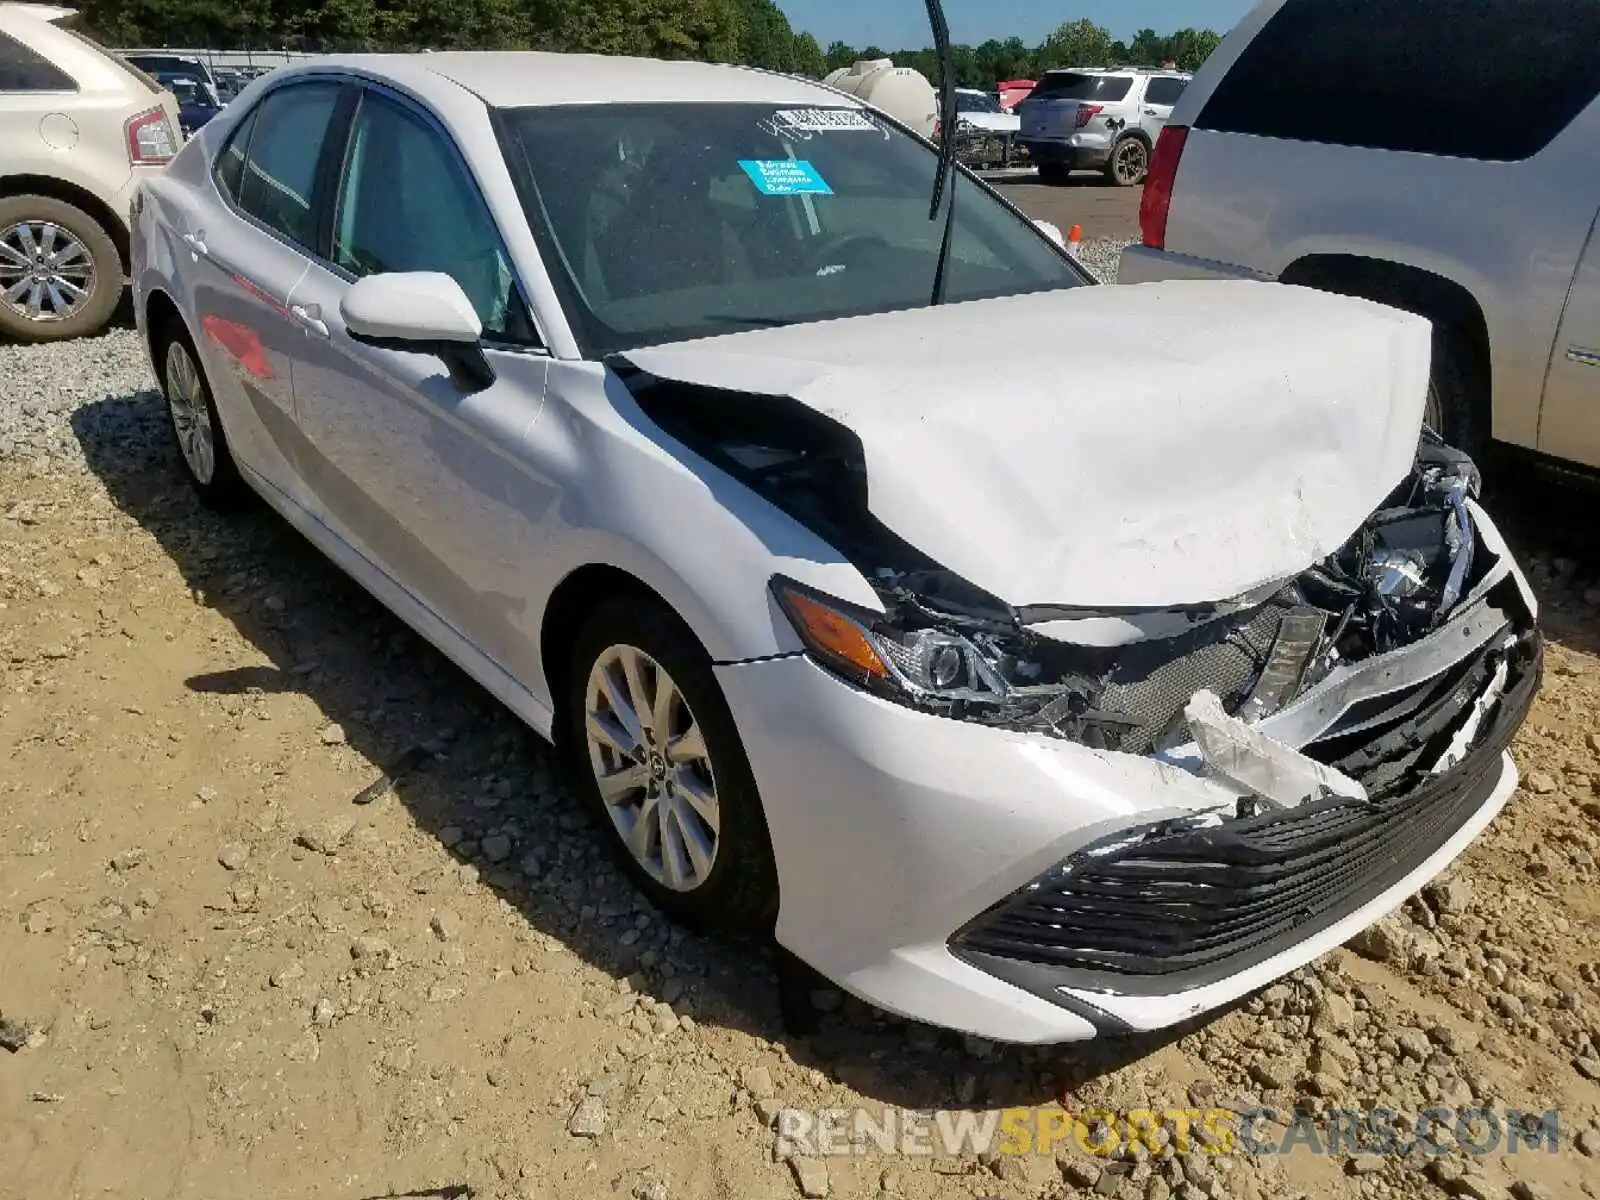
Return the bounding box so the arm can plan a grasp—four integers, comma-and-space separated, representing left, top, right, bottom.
341, 271, 493, 391
1033, 219, 1066, 249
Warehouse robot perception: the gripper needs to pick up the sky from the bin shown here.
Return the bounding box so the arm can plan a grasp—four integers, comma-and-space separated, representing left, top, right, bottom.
780, 0, 1257, 47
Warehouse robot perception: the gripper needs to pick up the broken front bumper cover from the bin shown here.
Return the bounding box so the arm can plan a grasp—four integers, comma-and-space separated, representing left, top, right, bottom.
951, 629, 1541, 1015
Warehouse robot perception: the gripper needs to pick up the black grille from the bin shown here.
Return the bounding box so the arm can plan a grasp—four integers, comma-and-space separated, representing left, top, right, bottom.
953, 632, 1541, 993
1098, 595, 1324, 755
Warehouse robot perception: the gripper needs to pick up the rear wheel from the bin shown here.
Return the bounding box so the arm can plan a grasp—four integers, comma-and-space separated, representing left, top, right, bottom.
566, 597, 778, 933
1106, 137, 1150, 187
0, 195, 122, 342
158, 321, 251, 509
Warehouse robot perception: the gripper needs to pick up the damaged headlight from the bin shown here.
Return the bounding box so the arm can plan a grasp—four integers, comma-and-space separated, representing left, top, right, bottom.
772, 578, 1013, 704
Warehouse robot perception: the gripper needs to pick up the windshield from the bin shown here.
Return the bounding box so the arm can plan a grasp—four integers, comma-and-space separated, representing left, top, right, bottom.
494, 102, 1082, 355
1027, 73, 1133, 102
956, 92, 1004, 114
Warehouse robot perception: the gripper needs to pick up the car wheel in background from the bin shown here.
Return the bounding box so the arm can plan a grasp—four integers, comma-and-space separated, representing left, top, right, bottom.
157, 319, 251, 509
0, 195, 122, 342
567, 597, 779, 933
1424, 325, 1489, 461
1107, 136, 1150, 186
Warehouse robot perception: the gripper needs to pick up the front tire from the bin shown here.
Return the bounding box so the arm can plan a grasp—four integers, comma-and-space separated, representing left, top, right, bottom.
1422, 325, 1488, 460
566, 597, 778, 933
1106, 136, 1150, 187
158, 320, 250, 509
0, 195, 122, 342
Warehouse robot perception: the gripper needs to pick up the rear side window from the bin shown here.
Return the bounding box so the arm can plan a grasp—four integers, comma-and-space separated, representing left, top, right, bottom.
1029, 73, 1133, 103
1144, 77, 1187, 107
214, 106, 259, 203
1196, 0, 1600, 161
233, 83, 342, 251
0, 30, 77, 92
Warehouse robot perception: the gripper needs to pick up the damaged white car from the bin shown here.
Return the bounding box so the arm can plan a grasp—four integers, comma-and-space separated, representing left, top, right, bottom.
131, 52, 1541, 1043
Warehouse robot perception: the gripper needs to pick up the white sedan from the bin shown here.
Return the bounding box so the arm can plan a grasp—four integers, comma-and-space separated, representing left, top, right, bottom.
131, 52, 1541, 1043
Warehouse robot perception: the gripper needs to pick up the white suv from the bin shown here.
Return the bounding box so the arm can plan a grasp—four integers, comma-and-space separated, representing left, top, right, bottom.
1119, 0, 1600, 469
0, 3, 181, 341
1017, 67, 1190, 186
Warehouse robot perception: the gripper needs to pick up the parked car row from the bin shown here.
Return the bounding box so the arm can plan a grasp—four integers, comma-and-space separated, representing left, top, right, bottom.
127, 40, 1543, 1042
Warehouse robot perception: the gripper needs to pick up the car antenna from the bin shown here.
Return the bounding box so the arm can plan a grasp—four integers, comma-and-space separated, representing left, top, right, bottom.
925, 0, 959, 306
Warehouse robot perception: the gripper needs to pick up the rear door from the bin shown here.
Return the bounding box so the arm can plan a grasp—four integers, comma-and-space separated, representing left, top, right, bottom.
1139, 75, 1187, 141
1536, 208, 1600, 467
181, 79, 346, 505
1018, 72, 1132, 141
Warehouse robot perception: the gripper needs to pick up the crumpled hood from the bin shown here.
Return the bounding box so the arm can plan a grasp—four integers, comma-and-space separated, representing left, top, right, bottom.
622, 280, 1432, 609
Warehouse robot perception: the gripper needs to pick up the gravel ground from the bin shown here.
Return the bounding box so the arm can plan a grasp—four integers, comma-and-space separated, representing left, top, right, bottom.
5, 252, 1600, 1200
1077, 236, 1136, 284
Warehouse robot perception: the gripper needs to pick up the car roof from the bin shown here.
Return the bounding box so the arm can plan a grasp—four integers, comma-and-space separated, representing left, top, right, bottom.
284, 51, 861, 110
0, 3, 76, 21
1042, 66, 1191, 77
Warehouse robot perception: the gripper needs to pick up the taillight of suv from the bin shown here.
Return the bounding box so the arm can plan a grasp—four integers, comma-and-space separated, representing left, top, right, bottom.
1074, 104, 1104, 129
125, 106, 178, 165
1139, 125, 1189, 249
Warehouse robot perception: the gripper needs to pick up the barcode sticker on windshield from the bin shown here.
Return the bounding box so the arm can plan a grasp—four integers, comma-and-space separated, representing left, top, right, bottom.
771, 108, 878, 133
739, 160, 834, 196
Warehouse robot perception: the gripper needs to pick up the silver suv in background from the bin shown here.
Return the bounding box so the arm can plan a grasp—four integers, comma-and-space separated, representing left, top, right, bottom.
1120, 0, 1600, 469
1018, 67, 1189, 186
0, 2, 181, 341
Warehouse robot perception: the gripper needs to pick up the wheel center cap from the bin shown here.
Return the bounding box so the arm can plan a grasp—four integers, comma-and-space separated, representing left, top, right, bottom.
647, 750, 667, 783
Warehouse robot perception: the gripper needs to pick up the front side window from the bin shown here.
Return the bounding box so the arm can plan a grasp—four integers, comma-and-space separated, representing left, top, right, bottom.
1196, 0, 1600, 161
495, 102, 1082, 355
0, 30, 76, 92
956, 92, 1003, 114
332, 93, 534, 342
234, 83, 342, 251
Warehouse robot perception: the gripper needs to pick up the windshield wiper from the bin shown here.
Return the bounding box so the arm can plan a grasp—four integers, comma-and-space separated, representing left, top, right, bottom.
925, 0, 960, 307
697, 315, 794, 328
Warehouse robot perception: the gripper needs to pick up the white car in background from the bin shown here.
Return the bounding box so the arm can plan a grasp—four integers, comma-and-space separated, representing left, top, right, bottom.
1018, 67, 1190, 185
132, 52, 1539, 1043
953, 87, 1019, 135
0, 2, 180, 340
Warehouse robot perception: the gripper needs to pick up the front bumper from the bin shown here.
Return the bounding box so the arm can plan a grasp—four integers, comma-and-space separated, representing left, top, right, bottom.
719, 505, 1540, 1044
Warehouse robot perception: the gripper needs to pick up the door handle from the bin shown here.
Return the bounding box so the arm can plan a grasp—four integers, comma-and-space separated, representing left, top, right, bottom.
290, 302, 328, 337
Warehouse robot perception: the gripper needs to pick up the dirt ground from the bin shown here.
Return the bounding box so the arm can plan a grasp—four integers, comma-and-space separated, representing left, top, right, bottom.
4, 334, 1600, 1200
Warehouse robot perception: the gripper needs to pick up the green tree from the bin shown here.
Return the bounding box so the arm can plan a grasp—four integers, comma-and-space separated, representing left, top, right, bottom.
791, 31, 827, 78
823, 39, 857, 71
735, 0, 796, 71
1037, 18, 1114, 71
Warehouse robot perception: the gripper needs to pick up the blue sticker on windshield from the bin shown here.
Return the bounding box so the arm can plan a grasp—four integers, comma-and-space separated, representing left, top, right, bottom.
739, 159, 833, 196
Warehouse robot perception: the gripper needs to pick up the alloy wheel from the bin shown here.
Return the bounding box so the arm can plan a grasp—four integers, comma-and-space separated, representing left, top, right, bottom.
1113, 139, 1149, 186
166, 340, 216, 485
0, 220, 96, 323
584, 644, 721, 892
